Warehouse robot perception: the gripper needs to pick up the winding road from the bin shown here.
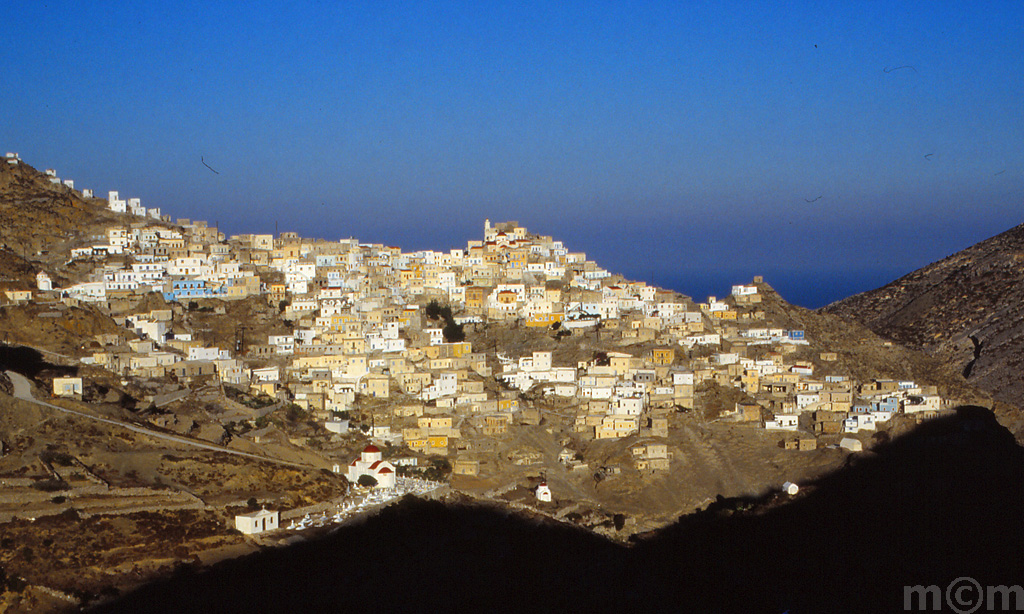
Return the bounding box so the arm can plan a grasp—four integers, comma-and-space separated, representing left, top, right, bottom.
4, 370, 311, 469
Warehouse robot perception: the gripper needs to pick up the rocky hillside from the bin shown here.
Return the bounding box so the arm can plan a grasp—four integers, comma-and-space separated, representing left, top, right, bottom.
824, 222, 1024, 408
0, 159, 119, 277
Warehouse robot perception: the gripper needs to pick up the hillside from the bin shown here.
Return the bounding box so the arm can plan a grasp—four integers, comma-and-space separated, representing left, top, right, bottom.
1, 153, 1019, 611
91, 407, 1024, 614
0, 159, 119, 279
824, 222, 1024, 408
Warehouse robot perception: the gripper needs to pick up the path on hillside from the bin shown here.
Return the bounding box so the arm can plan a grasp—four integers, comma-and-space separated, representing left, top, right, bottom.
4, 370, 311, 469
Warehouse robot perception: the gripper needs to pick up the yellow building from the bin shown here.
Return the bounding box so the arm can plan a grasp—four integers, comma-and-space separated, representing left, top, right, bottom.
647, 348, 675, 366
498, 398, 519, 412
360, 374, 390, 398
525, 313, 564, 328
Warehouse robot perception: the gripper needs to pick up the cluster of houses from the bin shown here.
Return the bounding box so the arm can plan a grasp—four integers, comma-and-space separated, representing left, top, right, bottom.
6, 182, 951, 482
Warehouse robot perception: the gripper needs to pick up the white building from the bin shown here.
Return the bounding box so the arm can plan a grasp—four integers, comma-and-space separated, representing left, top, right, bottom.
765, 414, 799, 430
108, 191, 127, 213
52, 377, 83, 397
188, 347, 230, 361
839, 437, 863, 452
844, 414, 876, 432
346, 444, 396, 488
64, 281, 106, 302
234, 508, 279, 534
536, 482, 552, 502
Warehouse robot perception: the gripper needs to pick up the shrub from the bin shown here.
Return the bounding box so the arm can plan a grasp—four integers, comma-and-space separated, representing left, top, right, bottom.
425, 300, 442, 320
40, 450, 75, 466
442, 321, 465, 343
32, 478, 69, 492
357, 475, 377, 488
284, 403, 307, 422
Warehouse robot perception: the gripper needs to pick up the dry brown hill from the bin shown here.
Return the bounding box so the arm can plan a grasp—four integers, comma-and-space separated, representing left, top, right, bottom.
823, 222, 1024, 408
0, 159, 120, 276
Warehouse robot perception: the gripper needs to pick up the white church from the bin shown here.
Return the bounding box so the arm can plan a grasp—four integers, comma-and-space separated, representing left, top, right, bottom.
346, 444, 396, 489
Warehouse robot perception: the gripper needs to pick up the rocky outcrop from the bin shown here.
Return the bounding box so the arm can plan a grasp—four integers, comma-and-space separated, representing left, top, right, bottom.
824, 222, 1024, 407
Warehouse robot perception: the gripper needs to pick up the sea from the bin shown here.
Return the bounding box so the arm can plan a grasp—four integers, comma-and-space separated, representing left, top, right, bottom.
638, 268, 901, 310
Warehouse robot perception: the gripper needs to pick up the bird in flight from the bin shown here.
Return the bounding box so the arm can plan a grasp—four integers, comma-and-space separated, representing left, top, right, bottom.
201, 156, 220, 175
883, 65, 917, 73
804, 196, 823, 203
924, 153, 934, 160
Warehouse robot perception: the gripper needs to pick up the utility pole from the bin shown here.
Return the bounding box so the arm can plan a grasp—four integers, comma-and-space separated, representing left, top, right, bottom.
235, 324, 248, 355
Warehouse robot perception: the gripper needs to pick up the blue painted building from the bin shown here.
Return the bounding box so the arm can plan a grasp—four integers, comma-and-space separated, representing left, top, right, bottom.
163, 279, 224, 302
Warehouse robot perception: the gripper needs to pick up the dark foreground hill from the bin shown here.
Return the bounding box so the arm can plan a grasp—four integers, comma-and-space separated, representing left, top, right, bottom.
95, 406, 1024, 614
824, 222, 1024, 409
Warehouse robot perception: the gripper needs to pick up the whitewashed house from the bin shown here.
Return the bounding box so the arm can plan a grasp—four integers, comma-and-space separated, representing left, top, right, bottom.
844, 414, 876, 432
188, 347, 230, 361
108, 191, 127, 213
765, 414, 799, 430
64, 281, 106, 302
128, 198, 145, 216
904, 395, 941, 413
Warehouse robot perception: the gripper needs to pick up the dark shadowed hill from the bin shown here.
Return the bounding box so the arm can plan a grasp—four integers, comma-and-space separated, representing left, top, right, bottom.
824, 222, 1024, 409
94, 406, 1024, 614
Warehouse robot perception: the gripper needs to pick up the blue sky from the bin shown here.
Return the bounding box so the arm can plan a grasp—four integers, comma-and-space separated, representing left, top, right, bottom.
3, 1, 1022, 307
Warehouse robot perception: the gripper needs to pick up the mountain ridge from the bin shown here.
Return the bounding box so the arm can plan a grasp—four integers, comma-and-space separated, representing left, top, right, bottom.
824, 222, 1024, 408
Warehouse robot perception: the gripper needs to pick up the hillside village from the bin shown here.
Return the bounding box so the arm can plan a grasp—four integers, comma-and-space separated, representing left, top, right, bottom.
0, 154, 953, 506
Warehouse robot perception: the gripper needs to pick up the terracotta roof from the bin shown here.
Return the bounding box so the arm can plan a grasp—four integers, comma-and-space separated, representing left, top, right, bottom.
368, 460, 382, 469
377, 467, 393, 474
363, 444, 380, 453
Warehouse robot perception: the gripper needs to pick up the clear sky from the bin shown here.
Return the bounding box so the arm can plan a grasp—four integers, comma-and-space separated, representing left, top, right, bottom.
3, 1, 1022, 307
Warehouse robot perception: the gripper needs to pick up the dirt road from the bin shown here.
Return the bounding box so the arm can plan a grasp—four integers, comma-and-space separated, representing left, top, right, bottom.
4, 370, 311, 469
